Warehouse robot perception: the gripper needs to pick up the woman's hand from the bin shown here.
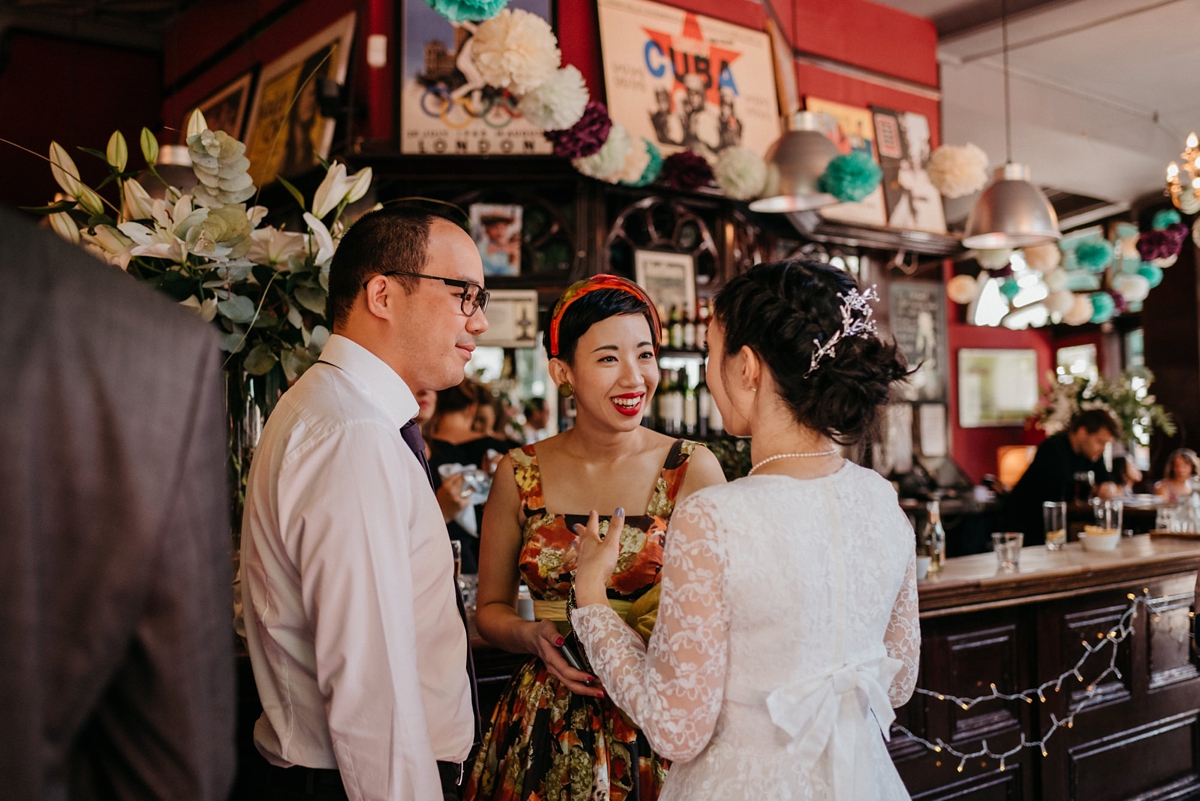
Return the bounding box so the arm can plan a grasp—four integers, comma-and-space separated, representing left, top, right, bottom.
436, 472, 471, 523
573, 508, 624, 608
526, 619, 603, 697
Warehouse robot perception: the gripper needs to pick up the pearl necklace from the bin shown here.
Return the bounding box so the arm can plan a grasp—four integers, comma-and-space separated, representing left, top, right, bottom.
748, 449, 840, 476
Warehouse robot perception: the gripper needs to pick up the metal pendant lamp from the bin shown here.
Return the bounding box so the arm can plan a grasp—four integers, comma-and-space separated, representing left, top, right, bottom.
962, 0, 1060, 249
748, 111, 841, 213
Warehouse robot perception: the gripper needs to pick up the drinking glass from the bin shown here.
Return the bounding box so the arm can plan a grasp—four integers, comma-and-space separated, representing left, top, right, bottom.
1073, 471, 1096, 503
1043, 501, 1067, 551
1091, 498, 1123, 535
992, 532, 1024, 571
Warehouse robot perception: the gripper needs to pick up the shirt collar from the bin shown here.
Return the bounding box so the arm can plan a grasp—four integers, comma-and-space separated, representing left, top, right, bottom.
319, 334, 418, 430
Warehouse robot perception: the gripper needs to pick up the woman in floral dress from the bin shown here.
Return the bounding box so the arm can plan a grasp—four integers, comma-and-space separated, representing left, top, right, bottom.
466, 276, 726, 801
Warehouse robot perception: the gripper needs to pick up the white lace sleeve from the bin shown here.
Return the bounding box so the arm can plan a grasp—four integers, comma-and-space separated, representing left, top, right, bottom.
571, 492, 729, 762
884, 547, 920, 707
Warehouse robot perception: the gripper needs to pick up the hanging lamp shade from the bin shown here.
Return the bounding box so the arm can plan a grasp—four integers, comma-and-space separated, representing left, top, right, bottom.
962, 163, 1060, 249
748, 111, 840, 213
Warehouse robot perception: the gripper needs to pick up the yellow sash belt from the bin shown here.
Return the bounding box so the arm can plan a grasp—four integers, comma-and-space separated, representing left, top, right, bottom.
533, 598, 634, 636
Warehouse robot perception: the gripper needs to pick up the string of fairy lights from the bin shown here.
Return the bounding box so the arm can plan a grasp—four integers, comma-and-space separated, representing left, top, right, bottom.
893, 591, 1184, 773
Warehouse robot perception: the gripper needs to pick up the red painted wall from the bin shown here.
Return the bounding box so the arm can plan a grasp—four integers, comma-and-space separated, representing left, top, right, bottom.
0, 32, 161, 210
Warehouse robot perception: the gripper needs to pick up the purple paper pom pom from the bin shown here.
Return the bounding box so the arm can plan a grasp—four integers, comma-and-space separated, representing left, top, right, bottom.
1164, 222, 1189, 244
660, 150, 714, 192
544, 101, 612, 161
1137, 227, 1187, 261
1110, 291, 1129, 315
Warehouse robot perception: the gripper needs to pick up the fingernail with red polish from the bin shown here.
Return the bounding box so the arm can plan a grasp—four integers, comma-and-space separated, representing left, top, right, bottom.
555, 637, 565, 646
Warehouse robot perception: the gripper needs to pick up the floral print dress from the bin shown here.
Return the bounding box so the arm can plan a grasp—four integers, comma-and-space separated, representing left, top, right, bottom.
465, 439, 697, 801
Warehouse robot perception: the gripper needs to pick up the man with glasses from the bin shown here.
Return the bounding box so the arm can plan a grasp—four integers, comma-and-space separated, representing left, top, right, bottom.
240, 206, 487, 801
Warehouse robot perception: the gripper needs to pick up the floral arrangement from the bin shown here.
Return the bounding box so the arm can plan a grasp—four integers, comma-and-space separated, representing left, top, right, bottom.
926, 143, 989, 198
1032, 369, 1175, 447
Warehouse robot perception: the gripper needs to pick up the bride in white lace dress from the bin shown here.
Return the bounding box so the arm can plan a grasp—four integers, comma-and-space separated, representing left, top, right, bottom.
570, 260, 920, 800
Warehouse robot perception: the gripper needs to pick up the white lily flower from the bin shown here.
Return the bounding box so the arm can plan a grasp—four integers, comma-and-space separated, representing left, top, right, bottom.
304, 212, 335, 266
118, 221, 186, 263
49, 141, 82, 196
122, 180, 155, 221
311, 162, 349, 220
106, 131, 128, 172
345, 167, 372, 205
247, 205, 268, 228
81, 224, 135, 270
49, 212, 80, 244
186, 109, 208, 139
77, 185, 105, 217
248, 226, 307, 267
180, 295, 219, 322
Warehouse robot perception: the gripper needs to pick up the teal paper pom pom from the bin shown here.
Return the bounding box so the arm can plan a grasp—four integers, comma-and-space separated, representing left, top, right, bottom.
622, 139, 662, 187
1152, 209, 1182, 231
1074, 239, 1114, 273
1138, 262, 1164, 288
426, 0, 508, 22
1089, 292, 1116, 324
999, 278, 1021, 301
818, 151, 882, 203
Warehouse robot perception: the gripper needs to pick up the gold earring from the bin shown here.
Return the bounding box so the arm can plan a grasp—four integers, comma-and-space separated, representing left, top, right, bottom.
558, 381, 574, 398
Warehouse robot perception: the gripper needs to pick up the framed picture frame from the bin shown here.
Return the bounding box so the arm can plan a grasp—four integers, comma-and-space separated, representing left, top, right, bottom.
889, 281, 948, 403
469, 203, 523, 277
634, 250, 695, 317
180, 68, 257, 142
957, 348, 1040, 428
804, 97, 887, 226
243, 12, 356, 187
399, 0, 554, 155
871, 106, 947, 234
596, 0, 781, 165
475, 290, 540, 348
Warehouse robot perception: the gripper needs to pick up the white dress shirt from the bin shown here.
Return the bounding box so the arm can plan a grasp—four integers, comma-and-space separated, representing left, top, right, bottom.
240, 334, 473, 801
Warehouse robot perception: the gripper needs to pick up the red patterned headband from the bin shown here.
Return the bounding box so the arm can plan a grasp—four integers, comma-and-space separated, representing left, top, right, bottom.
548, 274, 662, 358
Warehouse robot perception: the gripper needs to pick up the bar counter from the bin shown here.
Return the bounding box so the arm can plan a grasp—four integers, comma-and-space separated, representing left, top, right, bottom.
895, 535, 1200, 800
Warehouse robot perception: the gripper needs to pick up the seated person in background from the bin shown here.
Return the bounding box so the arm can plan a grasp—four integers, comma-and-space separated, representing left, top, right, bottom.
1155, 448, 1200, 503
521, 396, 550, 444
1111, 455, 1144, 496
1004, 409, 1121, 546
429, 380, 520, 572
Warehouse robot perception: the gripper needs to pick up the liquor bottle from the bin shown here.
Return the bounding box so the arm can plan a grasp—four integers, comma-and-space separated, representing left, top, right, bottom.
696, 364, 710, 438
682, 371, 697, 436
683, 307, 696, 350
665, 371, 683, 435
707, 386, 724, 435
695, 300, 709, 352
922, 500, 946, 574
669, 306, 684, 350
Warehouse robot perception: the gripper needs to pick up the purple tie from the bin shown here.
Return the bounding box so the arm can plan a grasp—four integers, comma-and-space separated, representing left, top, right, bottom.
400, 420, 434, 488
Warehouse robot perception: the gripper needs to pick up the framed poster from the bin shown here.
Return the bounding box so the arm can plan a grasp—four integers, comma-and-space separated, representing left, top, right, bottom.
469, 203, 522, 276
765, 17, 798, 118
871, 107, 947, 234
476, 290, 540, 348
957, 349, 1039, 428
804, 97, 887, 226
634, 250, 695, 316
889, 281, 948, 403
243, 13, 356, 187
400, 0, 554, 155
596, 0, 781, 164
181, 69, 256, 142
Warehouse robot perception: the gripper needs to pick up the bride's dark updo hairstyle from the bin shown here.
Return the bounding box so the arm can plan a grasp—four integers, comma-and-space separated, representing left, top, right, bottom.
713, 259, 909, 445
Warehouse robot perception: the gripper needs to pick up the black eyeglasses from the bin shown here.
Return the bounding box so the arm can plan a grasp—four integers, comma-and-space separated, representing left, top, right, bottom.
365, 270, 489, 317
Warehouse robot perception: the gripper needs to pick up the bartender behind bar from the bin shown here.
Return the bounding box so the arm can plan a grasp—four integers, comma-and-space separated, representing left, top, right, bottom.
1003, 409, 1122, 546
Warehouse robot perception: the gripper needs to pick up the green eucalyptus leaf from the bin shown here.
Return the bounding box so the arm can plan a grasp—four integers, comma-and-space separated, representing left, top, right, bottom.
286, 300, 304, 329
217, 294, 257, 323
218, 332, 247, 353
281, 345, 317, 382
19, 200, 78, 215
78, 146, 108, 161
277, 176, 307, 211
244, 344, 278, 375
250, 310, 280, 329
293, 285, 327, 315
310, 325, 331, 352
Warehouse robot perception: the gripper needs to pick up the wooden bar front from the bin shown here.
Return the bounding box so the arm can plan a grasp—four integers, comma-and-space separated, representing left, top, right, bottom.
892, 536, 1200, 800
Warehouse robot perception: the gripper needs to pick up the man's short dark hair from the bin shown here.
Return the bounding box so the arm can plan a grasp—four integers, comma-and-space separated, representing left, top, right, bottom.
1069, 408, 1121, 438
525, 397, 547, 417
326, 207, 441, 328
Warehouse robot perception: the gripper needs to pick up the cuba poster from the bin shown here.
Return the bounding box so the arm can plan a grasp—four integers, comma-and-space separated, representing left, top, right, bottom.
596, 0, 780, 164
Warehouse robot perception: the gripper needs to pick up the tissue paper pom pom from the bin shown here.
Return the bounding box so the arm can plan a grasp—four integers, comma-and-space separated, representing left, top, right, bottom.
1194, 217, 1200, 250
661, 150, 714, 192
615, 135, 651, 184
622, 139, 662, 187
818, 151, 882, 203
517, 65, 588, 130
471, 8, 560, 96
999, 278, 1021, 301
714, 146, 768, 200
1113, 273, 1150, 303
1137, 228, 1185, 262
1152, 209, 1182, 231
1089, 292, 1116, 324
1165, 222, 1190, 244
1045, 289, 1075, 316
426, 0, 508, 22
1023, 242, 1061, 271
927, 143, 989, 198
574, 124, 632, 183
946, 274, 977, 305
544, 101, 611, 160
976, 248, 1013, 270
1063, 294, 1093, 326
1074, 239, 1113, 272
1138, 262, 1164, 288
1043, 268, 1069, 292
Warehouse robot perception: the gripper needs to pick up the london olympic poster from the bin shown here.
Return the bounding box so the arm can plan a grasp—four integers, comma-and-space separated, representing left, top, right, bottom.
596, 0, 780, 164
400, 0, 554, 155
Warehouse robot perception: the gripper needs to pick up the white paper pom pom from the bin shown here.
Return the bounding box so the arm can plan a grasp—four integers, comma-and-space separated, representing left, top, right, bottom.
1045, 289, 1075, 316
1113, 273, 1151, 303
714, 146, 768, 201
927, 143, 989, 198
1043, 268, 1068, 293
517, 65, 589, 131
616, 135, 651, 184
472, 8, 561, 96
976, 248, 1013, 270
573, 124, 632, 183
1063, 294, 1093, 326
946, 274, 977, 305
1022, 242, 1061, 272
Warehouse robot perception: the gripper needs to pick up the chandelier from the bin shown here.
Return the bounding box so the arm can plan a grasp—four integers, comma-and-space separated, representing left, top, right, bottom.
1165, 133, 1200, 214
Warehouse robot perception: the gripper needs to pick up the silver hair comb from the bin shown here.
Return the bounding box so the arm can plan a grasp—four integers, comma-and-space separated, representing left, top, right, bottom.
805, 285, 879, 377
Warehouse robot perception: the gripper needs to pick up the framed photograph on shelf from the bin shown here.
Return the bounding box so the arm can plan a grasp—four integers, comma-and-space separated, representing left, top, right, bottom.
399, 0, 554, 155
804, 97, 887, 226
634, 250, 695, 317
871, 107, 947, 234
957, 348, 1040, 428
243, 12, 356, 187
180, 69, 257, 142
469, 203, 523, 276
476, 290, 540, 348
596, 0, 781, 164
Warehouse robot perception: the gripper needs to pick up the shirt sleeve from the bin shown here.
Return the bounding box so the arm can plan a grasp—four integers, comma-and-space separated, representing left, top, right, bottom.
283, 421, 442, 801
571, 491, 729, 762
884, 538, 921, 707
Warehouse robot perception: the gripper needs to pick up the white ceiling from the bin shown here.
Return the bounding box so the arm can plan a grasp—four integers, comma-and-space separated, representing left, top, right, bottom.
872, 0, 1200, 206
